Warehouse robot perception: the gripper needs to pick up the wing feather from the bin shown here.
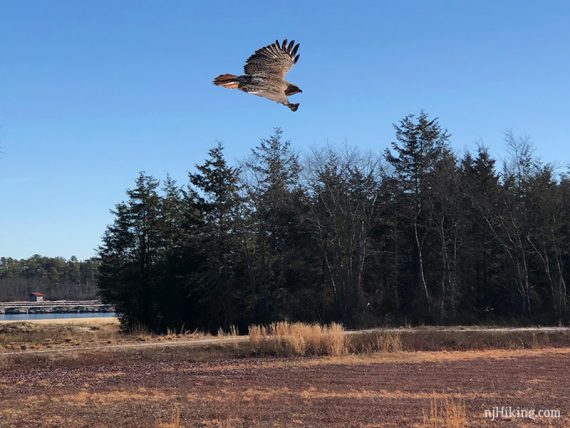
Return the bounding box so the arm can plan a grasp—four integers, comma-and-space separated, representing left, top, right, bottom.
292, 43, 299, 56
244, 39, 301, 78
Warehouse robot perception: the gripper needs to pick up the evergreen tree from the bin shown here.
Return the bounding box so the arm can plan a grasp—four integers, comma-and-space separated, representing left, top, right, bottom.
243, 128, 309, 322
384, 112, 450, 320
98, 173, 164, 330
92, 123, 569, 331
188, 143, 246, 331
457, 147, 504, 322
0, 256, 98, 301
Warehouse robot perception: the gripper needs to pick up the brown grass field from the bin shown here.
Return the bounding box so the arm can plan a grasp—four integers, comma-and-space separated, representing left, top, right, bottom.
0, 317, 217, 353
0, 319, 568, 427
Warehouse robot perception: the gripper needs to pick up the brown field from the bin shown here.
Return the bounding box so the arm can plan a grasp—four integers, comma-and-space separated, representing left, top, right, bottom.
0, 320, 569, 427
0, 317, 217, 353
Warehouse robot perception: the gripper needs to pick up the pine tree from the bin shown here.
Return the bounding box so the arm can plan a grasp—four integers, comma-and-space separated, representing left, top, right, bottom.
456, 147, 503, 321
385, 112, 450, 320
243, 128, 308, 322
188, 143, 246, 331
98, 173, 163, 330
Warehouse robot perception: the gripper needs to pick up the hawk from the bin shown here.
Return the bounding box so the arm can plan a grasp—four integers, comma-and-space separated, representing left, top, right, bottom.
213, 39, 302, 111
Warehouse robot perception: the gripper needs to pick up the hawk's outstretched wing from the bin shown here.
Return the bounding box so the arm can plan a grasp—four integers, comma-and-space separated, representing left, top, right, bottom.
244, 39, 300, 78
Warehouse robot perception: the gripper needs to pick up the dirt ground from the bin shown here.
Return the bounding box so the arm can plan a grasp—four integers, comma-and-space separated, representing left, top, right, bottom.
0, 347, 568, 427
0, 318, 225, 353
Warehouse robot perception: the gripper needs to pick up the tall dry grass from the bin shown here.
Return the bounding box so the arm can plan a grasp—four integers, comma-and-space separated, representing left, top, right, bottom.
421, 394, 467, 428
217, 325, 239, 338
248, 322, 346, 356
376, 331, 402, 352
347, 330, 403, 354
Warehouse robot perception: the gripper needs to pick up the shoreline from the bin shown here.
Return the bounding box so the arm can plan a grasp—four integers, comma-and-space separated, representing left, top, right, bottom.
0, 300, 114, 315
0, 316, 119, 324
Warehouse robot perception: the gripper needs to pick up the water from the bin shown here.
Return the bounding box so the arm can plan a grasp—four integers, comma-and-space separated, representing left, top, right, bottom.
0, 312, 117, 321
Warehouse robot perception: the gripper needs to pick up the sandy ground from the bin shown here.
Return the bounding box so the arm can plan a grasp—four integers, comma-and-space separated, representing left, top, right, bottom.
0, 348, 568, 427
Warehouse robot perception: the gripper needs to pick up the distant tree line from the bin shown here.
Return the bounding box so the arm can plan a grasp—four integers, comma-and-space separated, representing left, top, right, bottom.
97, 113, 570, 332
0, 255, 99, 301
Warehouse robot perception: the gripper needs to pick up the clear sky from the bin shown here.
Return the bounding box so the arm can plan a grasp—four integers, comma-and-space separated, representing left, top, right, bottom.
1, 1, 569, 260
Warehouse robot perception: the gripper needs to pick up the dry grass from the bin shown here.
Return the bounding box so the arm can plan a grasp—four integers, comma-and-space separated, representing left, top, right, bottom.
157, 406, 181, 428
2, 320, 570, 373
249, 321, 346, 356
420, 394, 467, 428
0, 319, 120, 351
361, 330, 403, 353
0, 319, 211, 353
377, 331, 402, 352
217, 325, 239, 338
240, 347, 570, 373
0, 354, 9, 370
1, 344, 568, 427
217, 325, 240, 351
346, 330, 403, 354
199, 418, 245, 427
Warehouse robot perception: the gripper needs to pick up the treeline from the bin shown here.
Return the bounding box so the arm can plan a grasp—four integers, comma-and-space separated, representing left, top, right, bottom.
0, 255, 99, 301
98, 113, 570, 332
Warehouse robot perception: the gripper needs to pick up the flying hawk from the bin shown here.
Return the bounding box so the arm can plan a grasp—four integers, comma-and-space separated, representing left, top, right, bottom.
213, 39, 302, 111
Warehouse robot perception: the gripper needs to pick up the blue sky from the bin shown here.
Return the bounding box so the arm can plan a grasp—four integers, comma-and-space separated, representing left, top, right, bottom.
1, 0, 569, 260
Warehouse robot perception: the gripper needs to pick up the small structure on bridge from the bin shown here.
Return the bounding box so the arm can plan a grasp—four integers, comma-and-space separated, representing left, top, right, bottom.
29, 292, 44, 302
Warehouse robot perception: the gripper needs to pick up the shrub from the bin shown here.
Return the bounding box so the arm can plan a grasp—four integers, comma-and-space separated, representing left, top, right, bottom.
248, 322, 346, 356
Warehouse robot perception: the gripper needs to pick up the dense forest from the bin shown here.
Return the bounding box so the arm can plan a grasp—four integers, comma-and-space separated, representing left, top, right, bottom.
0, 255, 99, 301
97, 112, 570, 332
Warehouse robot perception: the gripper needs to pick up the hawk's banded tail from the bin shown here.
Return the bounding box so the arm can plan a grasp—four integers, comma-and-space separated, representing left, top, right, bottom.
213, 74, 239, 89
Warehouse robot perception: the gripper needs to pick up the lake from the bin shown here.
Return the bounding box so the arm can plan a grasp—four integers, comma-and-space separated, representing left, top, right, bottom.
0, 312, 117, 321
